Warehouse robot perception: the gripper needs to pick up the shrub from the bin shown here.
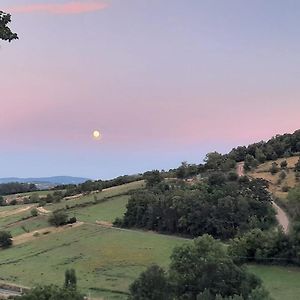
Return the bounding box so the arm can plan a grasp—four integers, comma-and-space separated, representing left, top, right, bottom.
48, 211, 68, 227
0, 231, 12, 248
31, 208, 38, 217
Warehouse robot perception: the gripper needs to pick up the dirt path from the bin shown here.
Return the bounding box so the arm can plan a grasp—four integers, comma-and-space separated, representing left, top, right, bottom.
37, 207, 51, 214
0, 205, 34, 218
237, 162, 290, 233
12, 222, 84, 246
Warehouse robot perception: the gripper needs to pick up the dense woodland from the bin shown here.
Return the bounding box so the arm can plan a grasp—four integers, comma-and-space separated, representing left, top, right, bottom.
0, 182, 37, 196
115, 175, 276, 239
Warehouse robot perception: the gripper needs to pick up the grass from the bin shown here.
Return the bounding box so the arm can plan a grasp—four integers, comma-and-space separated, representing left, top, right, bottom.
72, 195, 130, 223
46, 180, 145, 212
0, 224, 189, 299
248, 264, 300, 300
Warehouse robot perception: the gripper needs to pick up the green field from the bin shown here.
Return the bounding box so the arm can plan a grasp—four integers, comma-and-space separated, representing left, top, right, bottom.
248, 264, 300, 300
72, 195, 130, 223
46, 180, 145, 212
0, 224, 189, 299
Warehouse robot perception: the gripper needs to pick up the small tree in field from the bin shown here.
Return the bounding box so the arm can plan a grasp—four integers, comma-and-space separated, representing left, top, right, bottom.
0, 231, 12, 248
48, 211, 68, 227
65, 269, 77, 290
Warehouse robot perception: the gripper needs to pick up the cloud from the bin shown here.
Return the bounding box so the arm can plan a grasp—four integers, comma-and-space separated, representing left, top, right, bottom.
6, 1, 108, 15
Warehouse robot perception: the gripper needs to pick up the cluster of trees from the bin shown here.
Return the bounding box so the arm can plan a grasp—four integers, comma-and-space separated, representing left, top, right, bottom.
48, 211, 76, 227
229, 130, 300, 169
129, 235, 271, 300
0, 11, 18, 42
115, 176, 276, 239
0, 182, 37, 197
228, 228, 298, 265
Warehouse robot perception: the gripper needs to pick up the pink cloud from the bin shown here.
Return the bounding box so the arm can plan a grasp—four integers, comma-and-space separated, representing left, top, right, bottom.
6, 1, 108, 15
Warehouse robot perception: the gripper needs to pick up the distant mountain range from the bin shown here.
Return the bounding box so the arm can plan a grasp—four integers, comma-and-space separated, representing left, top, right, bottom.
0, 176, 89, 186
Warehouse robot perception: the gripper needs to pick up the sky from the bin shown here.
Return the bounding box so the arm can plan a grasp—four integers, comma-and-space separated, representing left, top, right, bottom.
0, 0, 299, 179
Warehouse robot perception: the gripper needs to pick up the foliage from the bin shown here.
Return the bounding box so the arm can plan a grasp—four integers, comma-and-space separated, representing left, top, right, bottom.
129, 265, 171, 300
129, 235, 270, 300
31, 208, 38, 217
228, 229, 296, 265
117, 178, 276, 239
15, 285, 84, 300
65, 269, 77, 289
269, 163, 279, 175
0, 230, 12, 248
144, 170, 163, 187
229, 130, 300, 163
0, 182, 37, 196
48, 211, 68, 226
0, 11, 18, 42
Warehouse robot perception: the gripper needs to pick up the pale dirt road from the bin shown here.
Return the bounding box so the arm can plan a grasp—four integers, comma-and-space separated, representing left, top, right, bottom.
0, 205, 34, 218
237, 162, 289, 233
11, 222, 84, 246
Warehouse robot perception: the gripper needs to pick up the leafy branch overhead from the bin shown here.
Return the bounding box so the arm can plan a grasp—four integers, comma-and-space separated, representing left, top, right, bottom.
0, 11, 18, 42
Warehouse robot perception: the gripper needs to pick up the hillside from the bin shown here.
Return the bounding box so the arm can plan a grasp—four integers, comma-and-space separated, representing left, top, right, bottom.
248, 156, 300, 199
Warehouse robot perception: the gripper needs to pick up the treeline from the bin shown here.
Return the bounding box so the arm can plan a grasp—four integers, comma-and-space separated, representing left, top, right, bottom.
229, 129, 300, 169
114, 175, 276, 239
0, 182, 37, 196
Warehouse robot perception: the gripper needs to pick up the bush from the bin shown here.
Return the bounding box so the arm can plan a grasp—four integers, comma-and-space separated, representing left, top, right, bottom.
0, 231, 12, 248
68, 217, 77, 224
270, 162, 279, 175
280, 160, 288, 169
48, 211, 68, 227
31, 208, 38, 217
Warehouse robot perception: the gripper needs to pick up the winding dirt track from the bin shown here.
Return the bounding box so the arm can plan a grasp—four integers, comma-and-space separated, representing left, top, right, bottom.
237, 162, 289, 233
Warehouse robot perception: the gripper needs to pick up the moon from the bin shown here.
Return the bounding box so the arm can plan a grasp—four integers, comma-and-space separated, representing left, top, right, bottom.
92, 130, 101, 140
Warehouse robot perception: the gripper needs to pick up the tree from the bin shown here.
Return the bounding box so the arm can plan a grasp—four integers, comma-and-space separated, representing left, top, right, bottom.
16, 285, 84, 300
169, 235, 263, 299
129, 265, 171, 300
65, 269, 77, 290
280, 160, 288, 169
48, 211, 68, 226
269, 162, 279, 175
144, 170, 163, 187
0, 11, 18, 42
0, 231, 12, 248
31, 208, 38, 217
0, 196, 5, 206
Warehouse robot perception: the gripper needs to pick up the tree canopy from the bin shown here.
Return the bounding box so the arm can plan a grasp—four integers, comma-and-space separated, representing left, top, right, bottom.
0, 11, 18, 42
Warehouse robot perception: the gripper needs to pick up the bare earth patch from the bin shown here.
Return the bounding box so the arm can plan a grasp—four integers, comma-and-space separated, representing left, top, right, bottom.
12, 222, 84, 246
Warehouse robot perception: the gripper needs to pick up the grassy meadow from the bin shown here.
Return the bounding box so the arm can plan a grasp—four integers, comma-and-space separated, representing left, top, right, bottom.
0, 224, 189, 299
249, 264, 300, 300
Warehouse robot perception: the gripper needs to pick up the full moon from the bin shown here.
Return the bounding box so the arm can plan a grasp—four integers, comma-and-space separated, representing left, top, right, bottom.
92, 130, 101, 140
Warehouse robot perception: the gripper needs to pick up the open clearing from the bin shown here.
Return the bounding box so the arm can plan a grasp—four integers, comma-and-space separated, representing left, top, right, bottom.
249, 265, 300, 300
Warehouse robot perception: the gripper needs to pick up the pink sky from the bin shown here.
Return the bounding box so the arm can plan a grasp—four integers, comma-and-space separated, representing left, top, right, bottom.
0, 0, 299, 178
